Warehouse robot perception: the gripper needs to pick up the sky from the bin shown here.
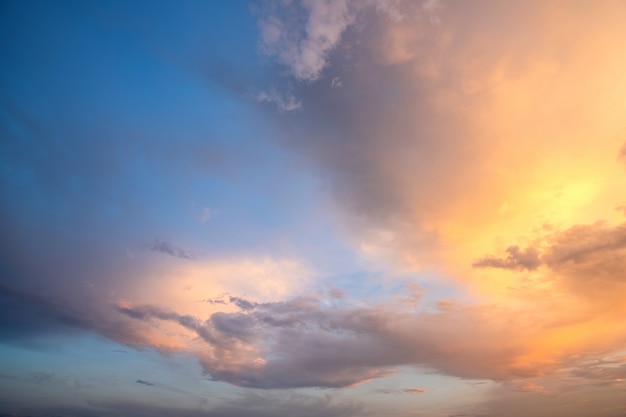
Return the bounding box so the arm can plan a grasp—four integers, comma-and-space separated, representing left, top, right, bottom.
1, 0, 626, 416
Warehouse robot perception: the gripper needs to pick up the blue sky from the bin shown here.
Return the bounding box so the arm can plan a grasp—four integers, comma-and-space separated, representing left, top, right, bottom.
3, 1, 626, 416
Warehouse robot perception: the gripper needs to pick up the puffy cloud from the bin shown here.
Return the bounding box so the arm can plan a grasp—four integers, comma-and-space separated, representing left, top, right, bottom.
256, 0, 438, 82
115, 294, 563, 388
257, 0, 356, 81
256, 0, 626, 281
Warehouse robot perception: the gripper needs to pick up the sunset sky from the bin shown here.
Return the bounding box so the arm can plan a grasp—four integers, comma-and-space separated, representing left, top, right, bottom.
2, 1, 626, 416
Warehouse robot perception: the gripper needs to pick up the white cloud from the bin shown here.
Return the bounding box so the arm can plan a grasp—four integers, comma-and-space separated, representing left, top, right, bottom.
255, 89, 302, 112
331, 76, 342, 88
258, 0, 356, 82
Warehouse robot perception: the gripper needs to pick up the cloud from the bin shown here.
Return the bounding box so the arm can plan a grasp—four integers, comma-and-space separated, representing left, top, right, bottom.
472, 221, 626, 275
248, 7, 626, 392
136, 379, 155, 386
0, 282, 170, 351
571, 360, 626, 383
253, 0, 626, 282
473, 246, 541, 271
29, 372, 54, 385
257, 0, 356, 82
543, 222, 626, 269
255, 89, 302, 112
474, 220, 626, 302
0, 392, 363, 417
256, 0, 439, 82
0, 283, 94, 342
473, 371, 626, 417
4, 2, 626, 416
375, 387, 427, 395
144, 238, 196, 260
115, 294, 555, 388
401, 387, 427, 394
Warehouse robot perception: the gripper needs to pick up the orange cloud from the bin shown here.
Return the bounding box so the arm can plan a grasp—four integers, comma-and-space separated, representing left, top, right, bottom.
102, 1, 626, 394
247, 0, 626, 396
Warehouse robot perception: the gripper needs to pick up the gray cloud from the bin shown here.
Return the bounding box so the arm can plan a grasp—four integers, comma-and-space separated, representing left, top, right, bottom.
473, 374, 626, 417
29, 372, 54, 385
257, 0, 356, 82
543, 222, 626, 268
572, 364, 626, 383
144, 239, 196, 260
2, 2, 626, 416
0, 392, 363, 417
136, 379, 155, 386
249, 0, 626, 280
117, 295, 542, 389
473, 221, 626, 302
255, 89, 302, 112
473, 246, 541, 271
0, 282, 162, 352
0, 284, 95, 343
250, 0, 507, 260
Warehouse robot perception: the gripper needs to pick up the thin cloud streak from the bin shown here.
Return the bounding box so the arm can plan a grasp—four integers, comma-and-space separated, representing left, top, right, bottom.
144, 239, 196, 260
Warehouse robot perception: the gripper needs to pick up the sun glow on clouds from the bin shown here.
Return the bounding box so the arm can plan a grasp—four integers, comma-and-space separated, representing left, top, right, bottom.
3, 1, 626, 416
123, 256, 313, 319
250, 0, 626, 403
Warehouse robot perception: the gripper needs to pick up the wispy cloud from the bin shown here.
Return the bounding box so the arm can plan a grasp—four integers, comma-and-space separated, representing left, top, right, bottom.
401, 387, 427, 394
255, 89, 302, 112
257, 0, 356, 82
144, 239, 196, 260
473, 246, 541, 271
135, 379, 155, 386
